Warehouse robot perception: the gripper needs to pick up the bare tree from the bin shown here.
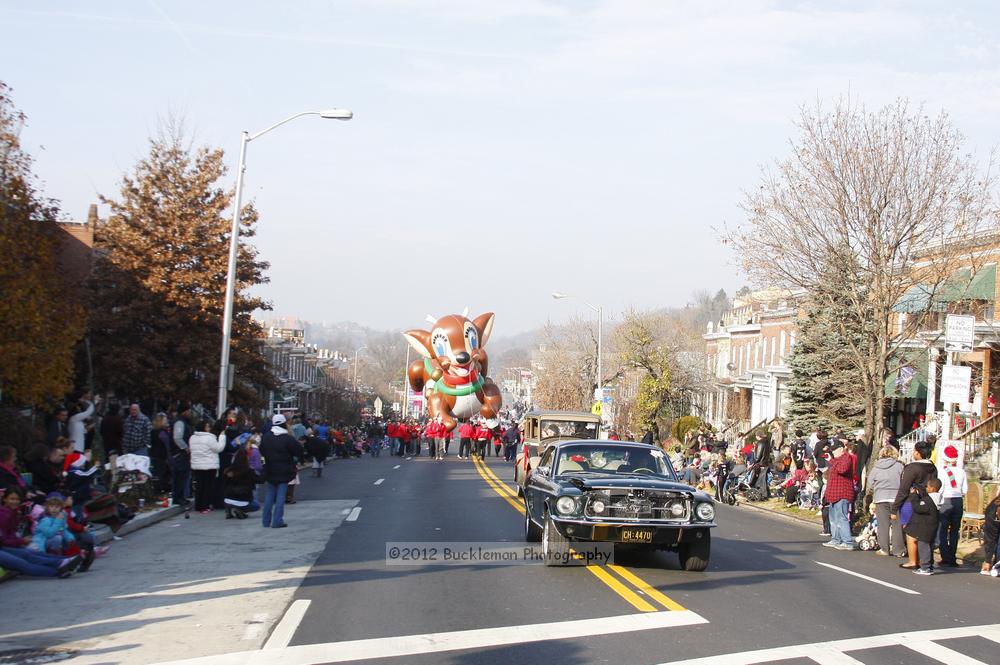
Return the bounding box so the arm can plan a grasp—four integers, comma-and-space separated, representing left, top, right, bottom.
357, 330, 408, 402
533, 318, 598, 410
725, 97, 997, 451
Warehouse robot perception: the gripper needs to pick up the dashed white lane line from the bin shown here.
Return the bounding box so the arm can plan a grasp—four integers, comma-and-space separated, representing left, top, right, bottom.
153, 610, 707, 665
346, 507, 362, 522
262, 600, 310, 650
373, 478, 385, 486
393, 464, 401, 469
813, 561, 920, 595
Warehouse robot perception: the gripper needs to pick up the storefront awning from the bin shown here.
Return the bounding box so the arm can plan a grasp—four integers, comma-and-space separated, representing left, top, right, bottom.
884, 348, 929, 400
893, 284, 933, 313
893, 264, 996, 313
966, 263, 996, 301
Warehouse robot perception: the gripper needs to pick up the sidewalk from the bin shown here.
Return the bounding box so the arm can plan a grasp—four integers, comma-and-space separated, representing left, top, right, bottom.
0, 497, 357, 665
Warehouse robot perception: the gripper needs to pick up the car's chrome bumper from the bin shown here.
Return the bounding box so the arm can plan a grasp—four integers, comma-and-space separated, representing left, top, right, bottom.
549, 518, 714, 544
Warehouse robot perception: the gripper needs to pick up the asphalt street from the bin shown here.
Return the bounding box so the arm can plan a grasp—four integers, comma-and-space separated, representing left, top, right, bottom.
143, 449, 1000, 665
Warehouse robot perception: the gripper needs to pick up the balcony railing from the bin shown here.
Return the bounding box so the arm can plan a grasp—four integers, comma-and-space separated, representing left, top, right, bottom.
958, 410, 1000, 459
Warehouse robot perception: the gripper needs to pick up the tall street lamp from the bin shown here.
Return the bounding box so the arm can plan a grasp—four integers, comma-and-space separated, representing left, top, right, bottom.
216, 108, 353, 416
552, 292, 603, 399
353, 346, 368, 394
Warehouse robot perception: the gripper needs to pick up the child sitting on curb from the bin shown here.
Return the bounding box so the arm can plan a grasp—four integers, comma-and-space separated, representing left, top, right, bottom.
0, 488, 80, 578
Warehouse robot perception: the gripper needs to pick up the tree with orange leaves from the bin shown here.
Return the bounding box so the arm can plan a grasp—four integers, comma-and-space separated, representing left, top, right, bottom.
0, 82, 85, 407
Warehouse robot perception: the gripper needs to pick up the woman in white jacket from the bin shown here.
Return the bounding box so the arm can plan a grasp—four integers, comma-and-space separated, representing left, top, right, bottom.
189, 420, 224, 514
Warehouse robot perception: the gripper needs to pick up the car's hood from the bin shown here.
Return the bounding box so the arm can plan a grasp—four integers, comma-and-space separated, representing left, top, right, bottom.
556, 474, 693, 493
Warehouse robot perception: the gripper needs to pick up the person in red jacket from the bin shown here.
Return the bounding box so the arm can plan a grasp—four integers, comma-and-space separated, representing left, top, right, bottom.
424, 421, 437, 458
457, 421, 474, 459
400, 424, 412, 458
823, 441, 857, 551
474, 421, 490, 458
435, 418, 447, 460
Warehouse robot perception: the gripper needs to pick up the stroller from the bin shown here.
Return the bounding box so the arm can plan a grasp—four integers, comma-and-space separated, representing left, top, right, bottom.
724, 467, 765, 505
855, 513, 879, 551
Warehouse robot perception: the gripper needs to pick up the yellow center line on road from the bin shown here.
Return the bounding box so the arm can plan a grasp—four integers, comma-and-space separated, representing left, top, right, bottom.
472, 456, 525, 513
607, 565, 687, 611
584, 564, 658, 612
471, 455, 685, 614
474, 456, 521, 500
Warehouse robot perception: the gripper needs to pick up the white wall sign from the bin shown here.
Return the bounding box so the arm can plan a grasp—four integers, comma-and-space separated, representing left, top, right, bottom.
945, 314, 975, 352
940, 364, 972, 405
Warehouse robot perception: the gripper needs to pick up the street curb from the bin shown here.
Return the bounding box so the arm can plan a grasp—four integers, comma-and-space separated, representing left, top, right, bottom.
93, 505, 185, 545
731, 500, 823, 528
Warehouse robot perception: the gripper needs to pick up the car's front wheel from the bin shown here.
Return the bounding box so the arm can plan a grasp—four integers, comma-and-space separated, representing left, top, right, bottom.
524, 500, 542, 542
678, 531, 710, 571
542, 511, 569, 566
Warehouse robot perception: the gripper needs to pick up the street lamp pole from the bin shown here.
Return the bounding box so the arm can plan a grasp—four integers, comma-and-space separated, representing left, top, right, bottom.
552, 292, 602, 396
353, 346, 367, 393
215, 108, 353, 417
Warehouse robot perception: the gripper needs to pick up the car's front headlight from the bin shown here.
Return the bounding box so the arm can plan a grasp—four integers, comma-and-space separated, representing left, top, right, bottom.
556, 496, 578, 515
695, 502, 715, 522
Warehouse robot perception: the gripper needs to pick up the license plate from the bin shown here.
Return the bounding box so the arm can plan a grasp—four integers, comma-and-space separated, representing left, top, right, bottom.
620, 528, 653, 543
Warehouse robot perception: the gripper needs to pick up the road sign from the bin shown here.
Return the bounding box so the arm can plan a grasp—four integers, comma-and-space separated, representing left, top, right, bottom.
591, 401, 602, 416
945, 314, 975, 353
940, 364, 972, 405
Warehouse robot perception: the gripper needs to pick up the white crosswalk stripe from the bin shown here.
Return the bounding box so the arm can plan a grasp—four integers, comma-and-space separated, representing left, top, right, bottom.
659, 622, 1000, 665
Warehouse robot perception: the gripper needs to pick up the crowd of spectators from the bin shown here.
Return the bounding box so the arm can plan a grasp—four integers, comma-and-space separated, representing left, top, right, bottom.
0, 392, 400, 580
672, 423, 999, 578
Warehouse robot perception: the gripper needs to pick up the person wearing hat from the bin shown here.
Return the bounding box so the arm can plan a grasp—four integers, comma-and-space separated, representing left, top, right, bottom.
259, 414, 303, 528
936, 444, 967, 567
822, 440, 857, 550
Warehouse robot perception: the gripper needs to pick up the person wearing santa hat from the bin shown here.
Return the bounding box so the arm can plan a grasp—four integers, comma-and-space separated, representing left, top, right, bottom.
936, 444, 968, 567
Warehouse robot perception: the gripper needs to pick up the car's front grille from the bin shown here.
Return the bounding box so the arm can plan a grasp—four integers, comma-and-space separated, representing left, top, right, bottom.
583, 488, 690, 522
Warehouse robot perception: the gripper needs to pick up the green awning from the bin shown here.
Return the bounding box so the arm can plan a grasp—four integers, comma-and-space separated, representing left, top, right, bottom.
894, 284, 933, 313
884, 349, 928, 400
933, 268, 973, 306
893, 265, 996, 313
966, 263, 996, 301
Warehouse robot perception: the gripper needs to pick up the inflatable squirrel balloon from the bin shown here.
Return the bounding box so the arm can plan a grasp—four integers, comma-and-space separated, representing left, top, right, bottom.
403, 309, 503, 431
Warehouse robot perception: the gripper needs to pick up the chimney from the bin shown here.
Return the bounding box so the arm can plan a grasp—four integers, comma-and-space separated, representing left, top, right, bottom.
87, 203, 99, 230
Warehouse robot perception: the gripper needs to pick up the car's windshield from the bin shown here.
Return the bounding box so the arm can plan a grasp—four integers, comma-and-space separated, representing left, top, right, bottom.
554, 444, 677, 479
540, 419, 598, 441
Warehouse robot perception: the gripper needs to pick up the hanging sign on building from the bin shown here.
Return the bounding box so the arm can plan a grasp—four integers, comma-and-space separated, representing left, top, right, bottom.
945, 314, 975, 353
940, 364, 972, 405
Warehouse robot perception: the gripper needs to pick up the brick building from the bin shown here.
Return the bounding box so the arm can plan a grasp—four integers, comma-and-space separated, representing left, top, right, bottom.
700, 289, 803, 439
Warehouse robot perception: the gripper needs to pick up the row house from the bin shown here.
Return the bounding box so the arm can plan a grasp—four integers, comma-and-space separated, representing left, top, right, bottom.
700, 289, 803, 439
258, 327, 351, 420
891, 234, 1000, 445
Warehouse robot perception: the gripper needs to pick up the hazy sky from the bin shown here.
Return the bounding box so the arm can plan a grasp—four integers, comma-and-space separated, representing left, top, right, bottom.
3, 1, 999, 336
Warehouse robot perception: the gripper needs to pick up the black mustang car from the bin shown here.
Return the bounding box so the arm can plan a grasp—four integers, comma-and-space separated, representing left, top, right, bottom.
523, 440, 716, 571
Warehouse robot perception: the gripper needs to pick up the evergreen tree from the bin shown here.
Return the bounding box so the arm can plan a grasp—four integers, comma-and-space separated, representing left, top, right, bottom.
88, 123, 273, 408
0, 82, 85, 406
785, 261, 867, 432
